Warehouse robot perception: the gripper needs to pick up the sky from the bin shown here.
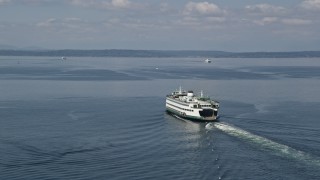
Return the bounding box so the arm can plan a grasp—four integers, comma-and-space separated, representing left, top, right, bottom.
0, 0, 319, 51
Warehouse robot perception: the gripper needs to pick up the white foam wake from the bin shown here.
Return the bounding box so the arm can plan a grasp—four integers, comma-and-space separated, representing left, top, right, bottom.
211, 122, 320, 167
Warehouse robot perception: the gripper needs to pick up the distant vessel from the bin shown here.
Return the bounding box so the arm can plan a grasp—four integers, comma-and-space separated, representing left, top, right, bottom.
61, 57, 67, 60
204, 59, 211, 63
166, 87, 219, 121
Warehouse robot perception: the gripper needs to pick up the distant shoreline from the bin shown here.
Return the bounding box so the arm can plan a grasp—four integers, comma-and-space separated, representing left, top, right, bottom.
1, 49, 320, 58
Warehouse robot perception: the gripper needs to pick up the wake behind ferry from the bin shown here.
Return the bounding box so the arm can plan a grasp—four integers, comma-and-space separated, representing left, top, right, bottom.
166, 87, 220, 121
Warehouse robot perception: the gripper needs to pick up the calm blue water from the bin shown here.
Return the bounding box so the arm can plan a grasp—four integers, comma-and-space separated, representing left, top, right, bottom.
1, 57, 320, 179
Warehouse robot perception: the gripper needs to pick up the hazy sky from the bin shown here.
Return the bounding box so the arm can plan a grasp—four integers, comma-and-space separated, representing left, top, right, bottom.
0, 0, 319, 51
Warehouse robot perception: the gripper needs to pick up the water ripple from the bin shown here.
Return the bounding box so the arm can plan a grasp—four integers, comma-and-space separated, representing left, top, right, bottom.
211, 122, 320, 168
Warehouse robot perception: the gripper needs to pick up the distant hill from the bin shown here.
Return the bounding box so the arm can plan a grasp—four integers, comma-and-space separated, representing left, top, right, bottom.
0, 49, 320, 58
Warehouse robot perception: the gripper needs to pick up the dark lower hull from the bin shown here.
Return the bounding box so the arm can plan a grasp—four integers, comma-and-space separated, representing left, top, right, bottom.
166, 110, 219, 122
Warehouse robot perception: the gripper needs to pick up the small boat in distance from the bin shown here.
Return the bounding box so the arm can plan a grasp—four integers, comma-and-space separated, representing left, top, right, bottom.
204, 59, 211, 63
61, 57, 67, 60
166, 87, 219, 122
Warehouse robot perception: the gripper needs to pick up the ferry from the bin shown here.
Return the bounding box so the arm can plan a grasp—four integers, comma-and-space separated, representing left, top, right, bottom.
204, 59, 211, 63
166, 87, 219, 121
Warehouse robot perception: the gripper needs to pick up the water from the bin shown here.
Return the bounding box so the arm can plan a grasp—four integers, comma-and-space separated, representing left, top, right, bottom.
1, 57, 320, 179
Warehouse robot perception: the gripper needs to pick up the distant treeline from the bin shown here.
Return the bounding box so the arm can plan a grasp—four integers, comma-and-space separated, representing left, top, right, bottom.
0, 49, 320, 58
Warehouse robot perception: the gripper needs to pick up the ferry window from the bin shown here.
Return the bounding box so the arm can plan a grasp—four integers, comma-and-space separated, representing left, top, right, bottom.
193, 105, 197, 108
